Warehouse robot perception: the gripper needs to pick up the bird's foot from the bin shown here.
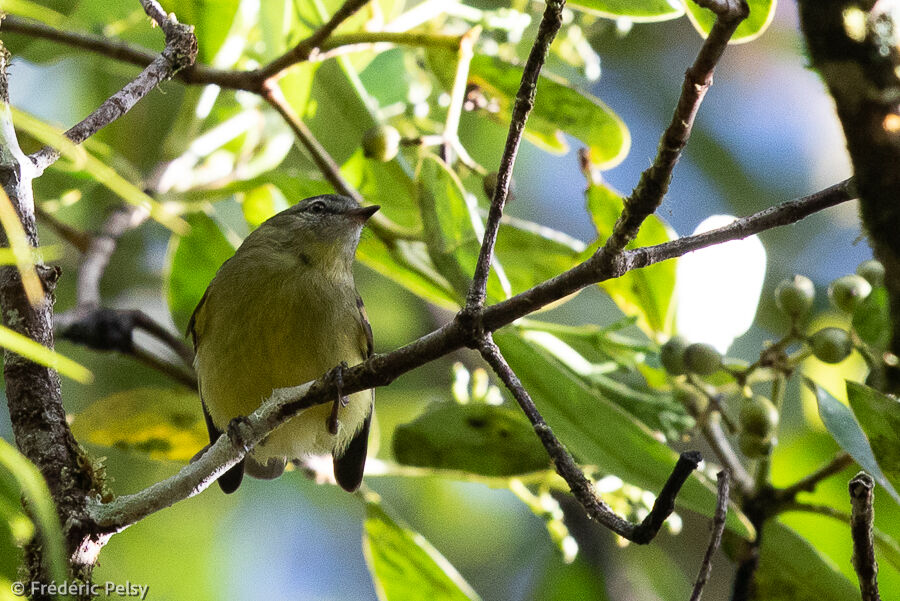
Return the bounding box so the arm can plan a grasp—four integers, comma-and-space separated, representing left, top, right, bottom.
326, 361, 350, 435
226, 415, 254, 453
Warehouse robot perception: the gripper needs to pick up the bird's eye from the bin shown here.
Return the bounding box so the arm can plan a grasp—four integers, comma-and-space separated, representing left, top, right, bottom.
309, 201, 326, 214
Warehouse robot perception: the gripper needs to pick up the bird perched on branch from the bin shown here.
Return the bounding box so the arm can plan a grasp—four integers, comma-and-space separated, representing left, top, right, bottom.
189, 194, 378, 493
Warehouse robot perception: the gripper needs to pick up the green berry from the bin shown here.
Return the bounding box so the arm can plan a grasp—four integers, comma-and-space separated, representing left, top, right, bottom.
738, 431, 775, 458
775, 275, 815, 318
828, 274, 872, 313
362, 125, 401, 161
856, 260, 885, 288
810, 327, 853, 363
674, 386, 709, 415
683, 342, 722, 376
660, 336, 689, 375
740, 395, 779, 439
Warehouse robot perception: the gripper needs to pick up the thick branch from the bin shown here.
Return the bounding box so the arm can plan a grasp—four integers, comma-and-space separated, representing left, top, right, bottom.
465, 0, 565, 310
28, 1, 198, 173
478, 334, 700, 544
849, 472, 881, 601
797, 2, 900, 391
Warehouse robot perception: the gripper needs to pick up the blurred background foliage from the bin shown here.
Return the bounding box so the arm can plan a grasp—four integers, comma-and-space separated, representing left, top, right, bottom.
0, 0, 898, 599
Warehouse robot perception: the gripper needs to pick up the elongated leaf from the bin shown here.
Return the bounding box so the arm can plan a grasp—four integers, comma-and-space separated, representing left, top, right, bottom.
494, 216, 582, 298
357, 237, 459, 310
0, 324, 91, 384
11, 108, 186, 232
569, 0, 684, 21
805, 378, 900, 503
852, 287, 889, 349
342, 150, 420, 231
846, 381, 900, 501
158, 0, 240, 64
1, 0, 67, 26
494, 330, 753, 537
684, 0, 776, 44
71, 388, 206, 461
754, 521, 858, 601
392, 403, 549, 477
417, 154, 480, 299
0, 187, 43, 305
364, 502, 482, 601
0, 439, 70, 601
466, 56, 629, 168
584, 183, 675, 337
164, 211, 235, 334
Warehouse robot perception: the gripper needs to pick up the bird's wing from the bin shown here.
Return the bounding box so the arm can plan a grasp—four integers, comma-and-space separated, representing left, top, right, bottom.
333, 292, 375, 492
189, 286, 246, 493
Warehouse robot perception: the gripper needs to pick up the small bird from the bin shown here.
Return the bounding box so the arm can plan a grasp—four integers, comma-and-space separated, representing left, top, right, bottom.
188, 194, 378, 493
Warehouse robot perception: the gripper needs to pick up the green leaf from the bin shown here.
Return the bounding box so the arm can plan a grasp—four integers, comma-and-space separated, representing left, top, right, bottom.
754, 521, 858, 601
71, 387, 207, 461
342, 149, 420, 231
805, 378, 900, 504
466, 55, 629, 168
11, 108, 187, 233
684, 0, 777, 44
158, 0, 240, 64
494, 216, 583, 298
584, 183, 676, 337
357, 237, 460, 310
164, 211, 236, 334
363, 502, 482, 601
241, 184, 289, 228
494, 330, 753, 537
852, 287, 889, 349
568, 0, 684, 21
0, 0, 68, 26
392, 403, 549, 477
0, 324, 92, 384
0, 439, 70, 601
520, 330, 692, 439
846, 381, 900, 502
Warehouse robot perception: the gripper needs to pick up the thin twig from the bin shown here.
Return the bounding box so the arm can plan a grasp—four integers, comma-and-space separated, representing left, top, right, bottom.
689, 470, 730, 601
775, 452, 854, 503
35, 205, 91, 252
28, 1, 197, 173
1, 15, 460, 91
849, 472, 881, 601
257, 0, 372, 81
478, 334, 701, 544
465, 0, 565, 311
260, 81, 416, 241
591, 0, 748, 270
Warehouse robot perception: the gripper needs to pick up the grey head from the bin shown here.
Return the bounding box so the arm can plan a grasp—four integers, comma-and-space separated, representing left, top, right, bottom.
246, 194, 380, 268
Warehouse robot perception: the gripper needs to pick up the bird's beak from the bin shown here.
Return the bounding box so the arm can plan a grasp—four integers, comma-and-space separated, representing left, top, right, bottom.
347, 205, 380, 222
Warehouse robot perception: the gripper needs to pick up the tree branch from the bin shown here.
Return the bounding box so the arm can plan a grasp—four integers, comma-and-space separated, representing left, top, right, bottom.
465, 0, 565, 311
591, 0, 748, 272
700, 413, 753, 495
849, 472, 881, 601
689, 470, 730, 601
1, 15, 461, 91
478, 334, 700, 544
27, 1, 197, 174
775, 452, 854, 503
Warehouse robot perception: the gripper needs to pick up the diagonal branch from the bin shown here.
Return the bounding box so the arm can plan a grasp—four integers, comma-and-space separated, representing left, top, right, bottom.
478, 334, 701, 544
775, 452, 854, 503
689, 470, 730, 601
28, 0, 197, 174
592, 0, 748, 268
849, 472, 881, 601
465, 0, 565, 311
